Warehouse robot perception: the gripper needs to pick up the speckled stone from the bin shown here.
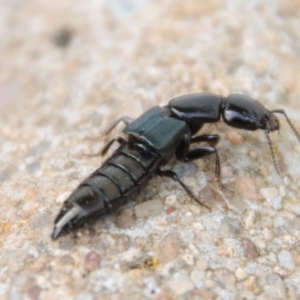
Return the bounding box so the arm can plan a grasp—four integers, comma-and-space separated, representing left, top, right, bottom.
1, 0, 300, 299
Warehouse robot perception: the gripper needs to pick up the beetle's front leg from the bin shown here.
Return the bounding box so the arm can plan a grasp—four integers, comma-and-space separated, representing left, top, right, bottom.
176, 133, 221, 180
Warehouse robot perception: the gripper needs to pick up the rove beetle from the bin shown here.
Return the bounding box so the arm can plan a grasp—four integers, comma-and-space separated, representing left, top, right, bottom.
52, 93, 300, 239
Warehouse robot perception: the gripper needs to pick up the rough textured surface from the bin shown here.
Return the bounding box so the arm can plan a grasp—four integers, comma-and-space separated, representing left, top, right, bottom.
1, 0, 300, 299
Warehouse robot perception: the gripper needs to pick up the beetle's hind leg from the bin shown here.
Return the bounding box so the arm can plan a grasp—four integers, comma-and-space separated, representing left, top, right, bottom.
101, 137, 126, 156
83, 137, 126, 158
157, 169, 210, 209
103, 116, 133, 135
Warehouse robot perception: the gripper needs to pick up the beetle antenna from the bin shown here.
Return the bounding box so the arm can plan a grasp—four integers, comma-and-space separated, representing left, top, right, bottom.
265, 128, 280, 175
272, 109, 300, 142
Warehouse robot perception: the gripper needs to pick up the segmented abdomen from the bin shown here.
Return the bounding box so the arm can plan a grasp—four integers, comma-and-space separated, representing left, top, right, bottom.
54, 142, 161, 230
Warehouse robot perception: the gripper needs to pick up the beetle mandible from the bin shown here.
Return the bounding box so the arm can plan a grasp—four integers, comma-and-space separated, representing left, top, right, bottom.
52, 93, 300, 239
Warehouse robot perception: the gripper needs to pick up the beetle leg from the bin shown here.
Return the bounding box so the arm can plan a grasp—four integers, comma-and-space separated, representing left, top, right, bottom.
191, 134, 220, 146
157, 169, 210, 209
265, 126, 280, 175
176, 134, 221, 181
82, 137, 126, 158
185, 147, 221, 178
101, 137, 126, 155
104, 116, 133, 135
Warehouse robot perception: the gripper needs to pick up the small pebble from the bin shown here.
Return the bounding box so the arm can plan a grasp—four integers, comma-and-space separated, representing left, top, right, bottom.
249, 150, 257, 159
165, 206, 176, 215
260, 187, 282, 209
257, 252, 277, 267
155, 218, 168, 226
27, 246, 39, 258
235, 268, 248, 281
173, 162, 198, 178
134, 199, 164, 218
188, 244, 200, 256
180, 229, 194, 244
262, 227, 274, 242
194, 230, 215, 247
114, 208, 136, 229
59, 237, 75, 250
11, 275, 27, 290
244, 211, 256, 229
214, 268, 236, 293
25, 187, 37, 199
59, 255, 74, 266
260, 187, 279, 199
218, 216, 241, 238
243, 276, 261, 294
265, 273, 287, 299
181, 253, 194, 266
30, 256, 48, 272
27, 285, 41, 300
166, 273, 194, 296
235, 177, 261, 201
115, 234, 131, 252
52, 27, 74, 48
84, 251, 100, 271
179, 211, 194, 224
221, 165, 233, 177
241, 238, 258, 259
51, 270, 71, 286
277, 250, 295, 270
190, 270, 205, 289
196, 259, 208, 270
158, 233, 180, 264
227, 131, 243, 145
165, 194, 177, 206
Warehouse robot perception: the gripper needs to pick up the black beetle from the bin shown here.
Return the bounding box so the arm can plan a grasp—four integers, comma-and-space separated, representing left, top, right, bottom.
52, 93, 299, 239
